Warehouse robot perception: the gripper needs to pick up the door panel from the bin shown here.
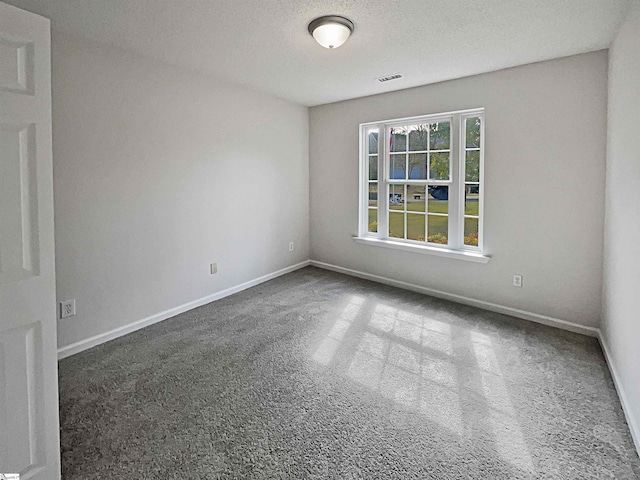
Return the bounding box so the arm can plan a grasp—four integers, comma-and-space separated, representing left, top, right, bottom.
0, 2, 59, 479
0, 34, 33, 94
0, 122, 39, 281
0, 323, 45, 476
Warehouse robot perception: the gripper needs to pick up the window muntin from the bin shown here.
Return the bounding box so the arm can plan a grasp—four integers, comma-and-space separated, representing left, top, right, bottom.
360, 109, 484, 253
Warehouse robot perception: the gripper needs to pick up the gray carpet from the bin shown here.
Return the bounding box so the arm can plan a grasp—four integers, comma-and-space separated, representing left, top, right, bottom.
58, 267, 640, 479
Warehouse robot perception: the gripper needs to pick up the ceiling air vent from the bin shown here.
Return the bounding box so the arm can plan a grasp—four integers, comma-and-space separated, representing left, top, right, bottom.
377, 73, 403, 83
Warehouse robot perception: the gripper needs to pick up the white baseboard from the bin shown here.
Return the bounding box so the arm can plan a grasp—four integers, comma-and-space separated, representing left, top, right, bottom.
57, 260, 311, 360
597, 332, 640, 456
309, 260, 599, 338
56, 256, 639, 458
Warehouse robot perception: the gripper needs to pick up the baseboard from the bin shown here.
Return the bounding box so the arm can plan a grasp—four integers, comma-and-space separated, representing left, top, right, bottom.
57, 257, 638, 458
57, 260, 311, 360
309, 260, 599, 338
597, 332, 640, 456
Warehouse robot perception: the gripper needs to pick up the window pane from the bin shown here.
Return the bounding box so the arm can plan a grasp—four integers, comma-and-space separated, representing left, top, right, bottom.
369, 183, 378, 207
408, 153, 427, 179
430, 152, 450, 180
368, 208, 377, 233
427, 215, 448, 244
464, 184, 480, 216
408, 125, 428, 151
368, 130, 379, 154
465, 151, 479, 182
407, 213, 425, 241
466, 117, 481, 148
464, 217, 479, 246
428, 186, 448, 214
389, 153, 406, 179
429, 121, 450, 150
369, 155, 378, 180
389, 184, 404, 210
407, 185, 425, 212
390, 127, 407, 152
389, 212, 404, 239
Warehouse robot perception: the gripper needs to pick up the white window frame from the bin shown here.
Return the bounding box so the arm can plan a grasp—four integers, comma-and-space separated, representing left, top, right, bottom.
356, 108, 489, 263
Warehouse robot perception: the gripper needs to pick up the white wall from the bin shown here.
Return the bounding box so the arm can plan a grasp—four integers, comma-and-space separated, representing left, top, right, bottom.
52, 33, 309, 350
602, 1, 640, 449
310, 51, 607, 329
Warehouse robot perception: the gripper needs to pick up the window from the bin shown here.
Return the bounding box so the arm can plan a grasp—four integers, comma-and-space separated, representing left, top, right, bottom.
358, 109, 487, 262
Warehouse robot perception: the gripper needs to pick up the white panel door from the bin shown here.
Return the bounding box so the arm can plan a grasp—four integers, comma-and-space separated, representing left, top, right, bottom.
0, 2, 60, 479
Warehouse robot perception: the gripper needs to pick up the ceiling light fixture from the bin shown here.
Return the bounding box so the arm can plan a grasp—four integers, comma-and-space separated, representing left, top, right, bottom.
308, 15, 354, 49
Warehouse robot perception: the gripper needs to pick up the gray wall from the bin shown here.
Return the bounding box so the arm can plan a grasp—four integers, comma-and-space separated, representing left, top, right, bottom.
52, 33, 309, 350
310, 51, 608, 328
602, 1, 640, 448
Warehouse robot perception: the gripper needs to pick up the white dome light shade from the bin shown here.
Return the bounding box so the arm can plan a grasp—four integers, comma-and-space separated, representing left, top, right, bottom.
308, 16, 354, 49
312, 23, 350, 49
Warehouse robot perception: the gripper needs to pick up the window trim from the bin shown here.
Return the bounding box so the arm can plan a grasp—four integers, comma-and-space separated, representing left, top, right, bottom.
357, 108, 489, 262
352, 236, 491, 263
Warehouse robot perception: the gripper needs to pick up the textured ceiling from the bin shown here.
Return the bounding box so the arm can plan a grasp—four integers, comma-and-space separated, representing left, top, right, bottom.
4, 0, 634, 106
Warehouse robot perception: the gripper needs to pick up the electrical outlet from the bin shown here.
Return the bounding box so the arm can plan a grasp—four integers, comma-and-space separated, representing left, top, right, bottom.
289, 242, 295, 251
60, 299, 76, 319
513, 274, 523, 288
210, 263, 217, 274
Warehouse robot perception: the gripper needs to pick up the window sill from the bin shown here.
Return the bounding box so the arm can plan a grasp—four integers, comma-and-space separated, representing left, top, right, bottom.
353, 236, 491, 264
